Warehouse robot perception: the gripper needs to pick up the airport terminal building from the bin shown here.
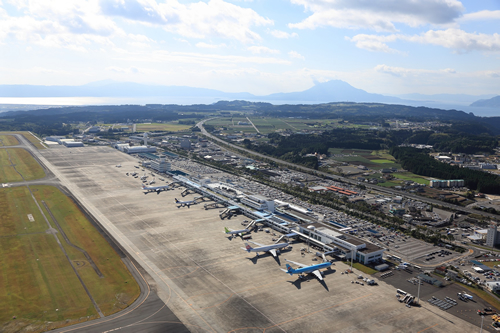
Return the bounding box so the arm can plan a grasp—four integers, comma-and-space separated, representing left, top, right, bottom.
298, 222, 385, 265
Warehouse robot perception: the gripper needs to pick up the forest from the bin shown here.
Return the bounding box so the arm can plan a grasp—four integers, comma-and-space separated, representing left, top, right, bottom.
390, 147, 500, 194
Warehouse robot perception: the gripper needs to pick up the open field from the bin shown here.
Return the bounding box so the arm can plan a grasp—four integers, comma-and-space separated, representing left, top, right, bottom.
0, 135, 19, 146
135, 122, 192, 132
328, 148, 401, 170
34, 145, 485, 333
0, 185, 141, 332
0, 186, 98, 331
0, 148, 45, 182
0, 132, 46, 149
393, 172, 430, 186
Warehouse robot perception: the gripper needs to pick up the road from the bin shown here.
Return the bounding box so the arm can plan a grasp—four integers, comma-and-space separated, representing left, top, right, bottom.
197, 118, 499, 220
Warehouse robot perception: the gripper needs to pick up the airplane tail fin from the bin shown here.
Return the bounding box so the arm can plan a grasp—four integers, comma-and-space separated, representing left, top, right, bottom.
142, 184, 146, 189
286, 264, 293, 275
224, 227, 230, 234
175, 198, 179, 203
244, 243, 252, 252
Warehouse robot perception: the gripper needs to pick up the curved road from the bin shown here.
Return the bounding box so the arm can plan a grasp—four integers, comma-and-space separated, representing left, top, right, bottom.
197, 118, 499, 220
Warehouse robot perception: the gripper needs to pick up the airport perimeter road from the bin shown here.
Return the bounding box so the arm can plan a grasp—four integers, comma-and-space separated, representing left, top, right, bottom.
197, 119, 498, 220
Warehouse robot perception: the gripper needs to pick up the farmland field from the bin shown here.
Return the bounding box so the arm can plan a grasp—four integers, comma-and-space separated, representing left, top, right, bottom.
0, 148, 45, 182
135, 122, 192, 132
0, 135, 19, 146
0, 185, 140, 332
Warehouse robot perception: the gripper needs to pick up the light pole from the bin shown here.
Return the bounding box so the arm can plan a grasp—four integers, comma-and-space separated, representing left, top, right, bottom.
480, 314, 484, 333
417, 276, 421, 305
351, 247, 355, 272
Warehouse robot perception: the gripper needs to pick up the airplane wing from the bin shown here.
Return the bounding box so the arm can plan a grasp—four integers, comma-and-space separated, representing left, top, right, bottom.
284, 259, 307, 268
248, 240, 264, 247
269, 249, 277, 257
311, 270, 324, 281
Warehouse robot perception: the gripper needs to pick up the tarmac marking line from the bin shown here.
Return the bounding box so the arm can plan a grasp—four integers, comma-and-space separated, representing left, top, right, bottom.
262, 293, 373, 332
417, 323, 439, 333
227, 327, 265, 333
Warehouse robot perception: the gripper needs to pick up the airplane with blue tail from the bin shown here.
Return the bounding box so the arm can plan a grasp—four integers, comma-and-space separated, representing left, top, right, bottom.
281, 259, 332, 281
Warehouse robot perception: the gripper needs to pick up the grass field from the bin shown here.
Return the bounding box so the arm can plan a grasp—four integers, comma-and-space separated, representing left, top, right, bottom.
392, 172, 430, 186
32, 185, 140, 316
0, 148, 45, 183
135, 122, 192, 132
0, 135, 19, 146
0, 185, 140, 332
0, 132, 46, 149
371, 159, 394, 164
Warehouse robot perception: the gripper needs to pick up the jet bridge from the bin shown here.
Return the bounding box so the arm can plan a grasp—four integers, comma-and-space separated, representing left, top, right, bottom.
204, 202, 226, 210
181, 188, 197, 197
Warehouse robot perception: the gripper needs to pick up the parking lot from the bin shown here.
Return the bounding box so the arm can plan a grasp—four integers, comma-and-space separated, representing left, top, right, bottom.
376, 267, 497, 328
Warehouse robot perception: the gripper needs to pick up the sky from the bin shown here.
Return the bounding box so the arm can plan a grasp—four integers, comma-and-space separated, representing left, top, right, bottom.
1, 0, 500, 96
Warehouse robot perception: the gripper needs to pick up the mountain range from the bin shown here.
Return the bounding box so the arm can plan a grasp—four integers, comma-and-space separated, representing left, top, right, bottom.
0, 79, 497, 110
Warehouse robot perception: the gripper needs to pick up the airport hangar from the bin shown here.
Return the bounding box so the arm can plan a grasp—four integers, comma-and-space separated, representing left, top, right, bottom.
32, 144, 484, 333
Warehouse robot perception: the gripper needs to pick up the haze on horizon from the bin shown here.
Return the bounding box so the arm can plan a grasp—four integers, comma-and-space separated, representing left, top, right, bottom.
1, 0, 499, 96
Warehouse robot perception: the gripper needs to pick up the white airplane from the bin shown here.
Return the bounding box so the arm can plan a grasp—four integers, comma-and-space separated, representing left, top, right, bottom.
142, 184, 170, 194
224, 227, 249, 239
241, 241, 289, 257
175, 198, 197, 208
281, 259, 332, 281
116, 164, 121, 167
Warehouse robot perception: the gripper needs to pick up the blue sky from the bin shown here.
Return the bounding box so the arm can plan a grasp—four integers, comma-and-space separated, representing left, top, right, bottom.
1, 0, 499, 95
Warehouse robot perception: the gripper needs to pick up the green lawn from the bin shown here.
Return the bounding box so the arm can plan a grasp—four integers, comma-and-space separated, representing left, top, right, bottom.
0, 148, 45, 183
0, 185, 140, 331
135, 122, 192, 132
392, 172, 430, 185
0, 135, 19, 146
32, 185, 140, 316
0, 132, 46, 149
371, 159, 394, 164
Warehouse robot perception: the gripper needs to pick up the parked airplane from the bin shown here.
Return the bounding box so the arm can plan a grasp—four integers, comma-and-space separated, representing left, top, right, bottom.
224, 227, 249, 239
281, 259, 332, 281
142, 184, 170, 194
241, 241, 289, 257
115, 164, 121, 168
175, 198, 196, 208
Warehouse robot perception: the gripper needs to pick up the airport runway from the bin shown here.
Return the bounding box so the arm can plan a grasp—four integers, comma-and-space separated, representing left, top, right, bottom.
10, 134, 190, 333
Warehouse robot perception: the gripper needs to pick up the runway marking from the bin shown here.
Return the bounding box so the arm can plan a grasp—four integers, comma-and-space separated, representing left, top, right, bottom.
262, 293, 373, 332
417, 323, 439, 332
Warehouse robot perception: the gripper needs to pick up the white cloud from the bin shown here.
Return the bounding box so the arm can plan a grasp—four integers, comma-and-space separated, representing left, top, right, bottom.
349, 29, 500, 53
247, 46, 279, 54
100, 0, 273, 43
288, 0, 464, 32
346, 34, 400, 53
0, 1, 121, 51
288, 50, 304, 60
270, 29, 298, 38
461, 10, 500, 21
375, 64, 456, 77
106, 66, 140, 73
196, 42, 227, 48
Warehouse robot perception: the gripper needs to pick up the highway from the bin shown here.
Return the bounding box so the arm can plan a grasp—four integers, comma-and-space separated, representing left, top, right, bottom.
197, 118, 499, 220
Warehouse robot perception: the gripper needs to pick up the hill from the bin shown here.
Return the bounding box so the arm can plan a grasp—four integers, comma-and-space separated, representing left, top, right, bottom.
470, 95, 500, 107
